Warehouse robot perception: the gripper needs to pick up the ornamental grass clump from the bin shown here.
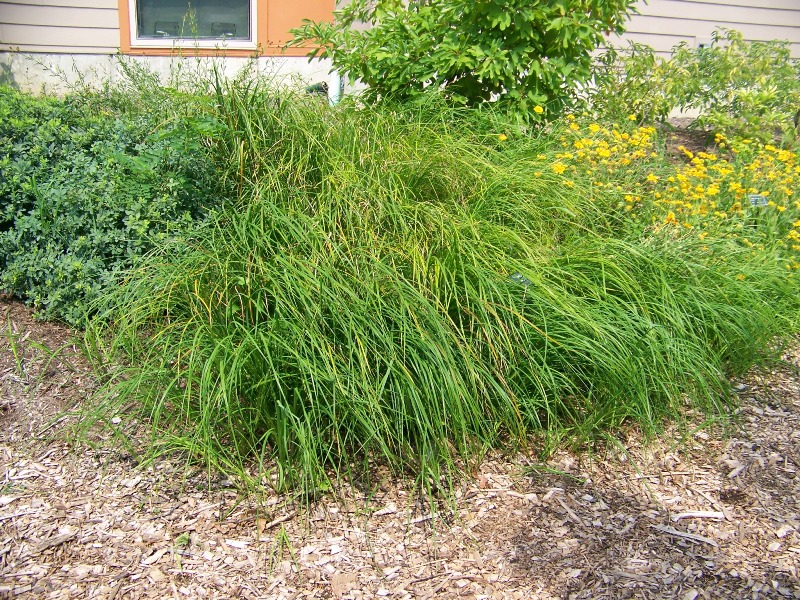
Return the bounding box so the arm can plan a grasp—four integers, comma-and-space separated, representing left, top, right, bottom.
85, 85, 799, 493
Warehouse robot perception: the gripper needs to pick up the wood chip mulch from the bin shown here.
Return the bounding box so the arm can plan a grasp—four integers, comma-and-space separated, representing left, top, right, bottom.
1, 299, 799, 599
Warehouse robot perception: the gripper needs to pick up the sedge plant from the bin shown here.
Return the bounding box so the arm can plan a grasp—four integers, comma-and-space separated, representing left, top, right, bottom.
82, 83, 800, 495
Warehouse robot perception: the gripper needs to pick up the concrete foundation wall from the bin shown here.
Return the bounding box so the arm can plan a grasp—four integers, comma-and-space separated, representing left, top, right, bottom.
0, 51, 334, 94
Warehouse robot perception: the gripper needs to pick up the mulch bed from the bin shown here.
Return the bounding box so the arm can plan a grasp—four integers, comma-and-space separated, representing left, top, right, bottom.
1, 298, 799, 599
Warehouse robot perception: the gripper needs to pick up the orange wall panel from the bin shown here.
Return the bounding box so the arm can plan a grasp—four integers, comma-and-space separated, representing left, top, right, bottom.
265, 0, 334, 46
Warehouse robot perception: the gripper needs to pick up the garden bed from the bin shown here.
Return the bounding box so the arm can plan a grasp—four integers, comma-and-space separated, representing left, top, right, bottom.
2, 53, 800, 596
2, 298, 799, 599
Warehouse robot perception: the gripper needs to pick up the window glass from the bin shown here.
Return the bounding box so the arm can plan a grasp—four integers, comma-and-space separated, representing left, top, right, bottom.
136, 0, 251, 40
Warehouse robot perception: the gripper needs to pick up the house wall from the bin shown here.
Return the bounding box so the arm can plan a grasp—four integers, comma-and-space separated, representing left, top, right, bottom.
3, 0, 799, 93
0, 51, 334, 94
0, 0, 120, 54
4, 0, 800, 57
0, 0, 334, 92
0, 0, 333, 54
618, 0, 800, 57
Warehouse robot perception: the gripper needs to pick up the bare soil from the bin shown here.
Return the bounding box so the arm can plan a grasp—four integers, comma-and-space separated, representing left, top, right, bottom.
1, 298, 799, 599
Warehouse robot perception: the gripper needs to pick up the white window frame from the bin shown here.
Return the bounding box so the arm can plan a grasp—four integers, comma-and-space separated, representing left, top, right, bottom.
127, 0, 258, 50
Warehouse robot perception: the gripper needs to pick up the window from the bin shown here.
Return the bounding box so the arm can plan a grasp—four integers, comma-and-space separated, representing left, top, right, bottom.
129, 0, 256, 48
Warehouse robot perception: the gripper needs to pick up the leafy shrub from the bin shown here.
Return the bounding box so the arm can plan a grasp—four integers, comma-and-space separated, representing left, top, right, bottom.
0, 85, 219, 325
671, 30, 800, 143
590, 42, 678, 124
290, 0, 637, 120
593, 29, 800, 144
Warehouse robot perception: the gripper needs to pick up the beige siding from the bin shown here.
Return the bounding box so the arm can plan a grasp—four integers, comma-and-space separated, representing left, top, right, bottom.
672, 0, 799, 9
1, 0, 798, 58
617, 0, 800, 57
0, 0, 120, 53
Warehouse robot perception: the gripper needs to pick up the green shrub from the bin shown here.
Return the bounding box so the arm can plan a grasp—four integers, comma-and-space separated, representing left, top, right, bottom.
0, 85, 219, 324
290, 0, 637, 120
671, 30, 800, 144
590, 42, 677, 124
592, 29, 800, 144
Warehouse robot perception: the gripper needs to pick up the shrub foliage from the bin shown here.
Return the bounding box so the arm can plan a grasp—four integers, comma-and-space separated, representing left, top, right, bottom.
593, 29, 800, 144
0, 85, 217, 324
290, 0, 637, 119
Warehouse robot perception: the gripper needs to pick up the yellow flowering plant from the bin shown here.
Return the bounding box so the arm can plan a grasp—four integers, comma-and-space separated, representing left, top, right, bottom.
532, 116, 800, 274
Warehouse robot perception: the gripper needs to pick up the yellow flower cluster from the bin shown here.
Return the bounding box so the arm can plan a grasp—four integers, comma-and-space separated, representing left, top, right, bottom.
535, 120, 800, 272
654, 139, 800, 267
